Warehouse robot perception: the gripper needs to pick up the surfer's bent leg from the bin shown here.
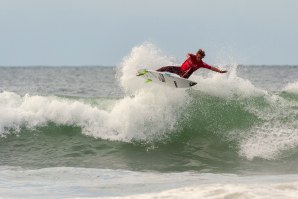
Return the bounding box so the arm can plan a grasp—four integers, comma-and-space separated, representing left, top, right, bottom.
156, 66, 174, 72
156, 66, 182, 76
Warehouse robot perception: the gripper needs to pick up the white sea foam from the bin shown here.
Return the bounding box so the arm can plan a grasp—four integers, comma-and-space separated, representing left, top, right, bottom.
238, 94, 298, 160
0, 43, 188, 142
239, 125, 298, 160
283, 81, 298, 94
191, 70, 265, 99
1, 166, 298, 199
118, 42, 176, 94
0, 90, 187, 142
96, 183, 298, 199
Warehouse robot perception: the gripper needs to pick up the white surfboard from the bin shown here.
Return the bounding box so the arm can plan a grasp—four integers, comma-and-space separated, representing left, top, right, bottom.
137, 69, 197, 88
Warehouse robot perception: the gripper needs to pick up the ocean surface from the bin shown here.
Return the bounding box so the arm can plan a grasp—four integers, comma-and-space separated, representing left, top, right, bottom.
0, 44, 298, 198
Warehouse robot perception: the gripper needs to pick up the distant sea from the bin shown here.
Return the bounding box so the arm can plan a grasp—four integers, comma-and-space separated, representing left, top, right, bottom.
0, 44, 298, 198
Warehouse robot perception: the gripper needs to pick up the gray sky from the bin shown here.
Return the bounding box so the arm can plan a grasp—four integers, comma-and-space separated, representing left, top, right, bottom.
0, 0, 297, 66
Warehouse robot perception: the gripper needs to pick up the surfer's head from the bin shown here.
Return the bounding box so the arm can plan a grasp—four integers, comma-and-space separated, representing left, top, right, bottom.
196, 49, 205, 60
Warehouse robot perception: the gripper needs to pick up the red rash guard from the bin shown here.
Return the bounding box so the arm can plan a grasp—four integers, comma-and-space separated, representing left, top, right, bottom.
180, 53, 212, 72
156, 53, 213, 79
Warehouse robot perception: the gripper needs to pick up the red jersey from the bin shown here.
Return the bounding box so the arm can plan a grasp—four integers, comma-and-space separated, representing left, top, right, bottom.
180, 53, 212, 72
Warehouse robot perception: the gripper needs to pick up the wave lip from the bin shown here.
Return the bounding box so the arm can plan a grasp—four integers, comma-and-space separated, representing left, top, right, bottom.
0, 89, 187, 143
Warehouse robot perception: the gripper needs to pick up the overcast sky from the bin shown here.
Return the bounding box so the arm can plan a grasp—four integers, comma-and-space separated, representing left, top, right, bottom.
0, 0, 297, 66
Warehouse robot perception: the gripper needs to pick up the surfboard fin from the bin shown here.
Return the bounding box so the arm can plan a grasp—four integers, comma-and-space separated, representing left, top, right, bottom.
145, 79, 152, 83
136, 69, 148, 76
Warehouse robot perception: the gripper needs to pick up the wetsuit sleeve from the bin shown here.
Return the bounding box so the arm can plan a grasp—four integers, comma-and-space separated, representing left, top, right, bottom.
202, 62, 212, 69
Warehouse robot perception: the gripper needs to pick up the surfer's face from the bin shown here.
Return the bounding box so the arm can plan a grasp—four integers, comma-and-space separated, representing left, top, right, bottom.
197, 54, 203, 60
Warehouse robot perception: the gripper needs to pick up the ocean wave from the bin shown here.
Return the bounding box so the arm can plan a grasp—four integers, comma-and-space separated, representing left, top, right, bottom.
0, 43, 297, 165
1, 88, 297, 162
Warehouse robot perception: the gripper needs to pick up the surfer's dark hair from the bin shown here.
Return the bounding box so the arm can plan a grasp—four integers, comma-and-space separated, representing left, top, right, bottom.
196, 49, 205, 58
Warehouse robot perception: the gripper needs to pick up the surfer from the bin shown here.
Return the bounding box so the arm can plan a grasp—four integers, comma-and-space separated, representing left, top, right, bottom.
156, 49, 227, 79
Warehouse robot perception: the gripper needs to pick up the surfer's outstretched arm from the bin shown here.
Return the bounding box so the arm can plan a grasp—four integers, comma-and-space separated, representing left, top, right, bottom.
202, 62, 227, 74
208, 66, 228, 73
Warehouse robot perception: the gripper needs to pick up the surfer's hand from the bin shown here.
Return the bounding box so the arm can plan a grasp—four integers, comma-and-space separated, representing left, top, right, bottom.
220, 70, 228, 73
